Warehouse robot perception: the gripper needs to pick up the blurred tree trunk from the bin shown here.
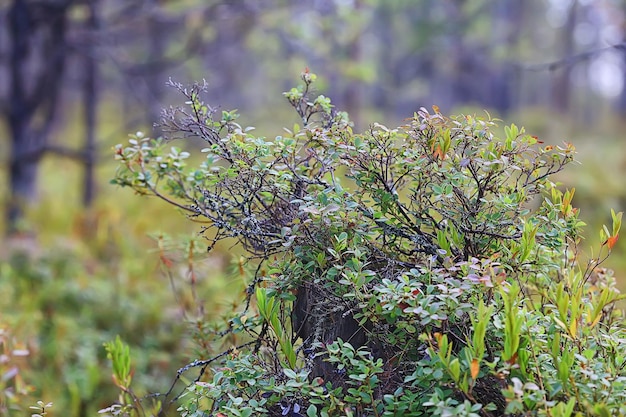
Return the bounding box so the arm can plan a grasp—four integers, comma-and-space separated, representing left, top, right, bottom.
7, 0, 37, 233
487, 0, 524, 114
436, 0, 465, 110
552, 1, 577, 113
342, 0, 363, 130
618, 5, 626, 116
619, 56, 626, 116
6, 0, 70, 234
372, 2, 392, 111
146, 7, 166, 136
204, 2, 256, 107
82, 0, 99, 208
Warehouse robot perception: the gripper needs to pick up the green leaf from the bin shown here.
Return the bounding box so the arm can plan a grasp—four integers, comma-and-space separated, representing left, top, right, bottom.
593, 404, 611, 417
283, 368, 297, 380
449, 358, 461, 382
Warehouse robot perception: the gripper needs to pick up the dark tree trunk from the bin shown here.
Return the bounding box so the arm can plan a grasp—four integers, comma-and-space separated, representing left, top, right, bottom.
342, 0, 363, 131
293, 282, 368, 382
7, 137, 39, 231
146, 8, 166, 136
82, 0, 99, 208
486, 0, 524, 115
6, 0, 70, 233
372, 2, 393, 111
618, 53, 626, 116
552, 1, 577, 113
7, 0, 39, 232
617, 6, 626, 116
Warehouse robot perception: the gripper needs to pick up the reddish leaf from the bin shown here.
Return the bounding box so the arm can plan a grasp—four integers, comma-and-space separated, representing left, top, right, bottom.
506, 352, 518, 365
607, 234, 619, 250
432, 144, 444, 160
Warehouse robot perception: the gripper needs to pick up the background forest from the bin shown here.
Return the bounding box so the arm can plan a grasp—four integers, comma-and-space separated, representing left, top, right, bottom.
1, 0, 626, 416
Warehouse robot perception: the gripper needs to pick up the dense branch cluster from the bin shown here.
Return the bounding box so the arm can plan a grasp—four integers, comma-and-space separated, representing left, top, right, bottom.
112, 74, 625, 417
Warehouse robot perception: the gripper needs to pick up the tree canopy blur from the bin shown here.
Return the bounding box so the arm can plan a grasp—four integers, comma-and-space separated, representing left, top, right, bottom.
1, 0, 626, 233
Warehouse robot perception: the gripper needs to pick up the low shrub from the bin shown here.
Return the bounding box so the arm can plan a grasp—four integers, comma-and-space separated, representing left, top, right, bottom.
110, 72, 626, 416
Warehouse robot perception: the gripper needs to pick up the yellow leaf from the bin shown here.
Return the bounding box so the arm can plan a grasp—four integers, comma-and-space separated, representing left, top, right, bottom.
470, 358, 480, 379
569, 319, 577, 338
589, 312, 602, 329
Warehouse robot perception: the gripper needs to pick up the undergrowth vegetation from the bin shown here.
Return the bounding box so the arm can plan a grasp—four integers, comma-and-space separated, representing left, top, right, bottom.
106, 72, 626, 416
0, 222, 238, 415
